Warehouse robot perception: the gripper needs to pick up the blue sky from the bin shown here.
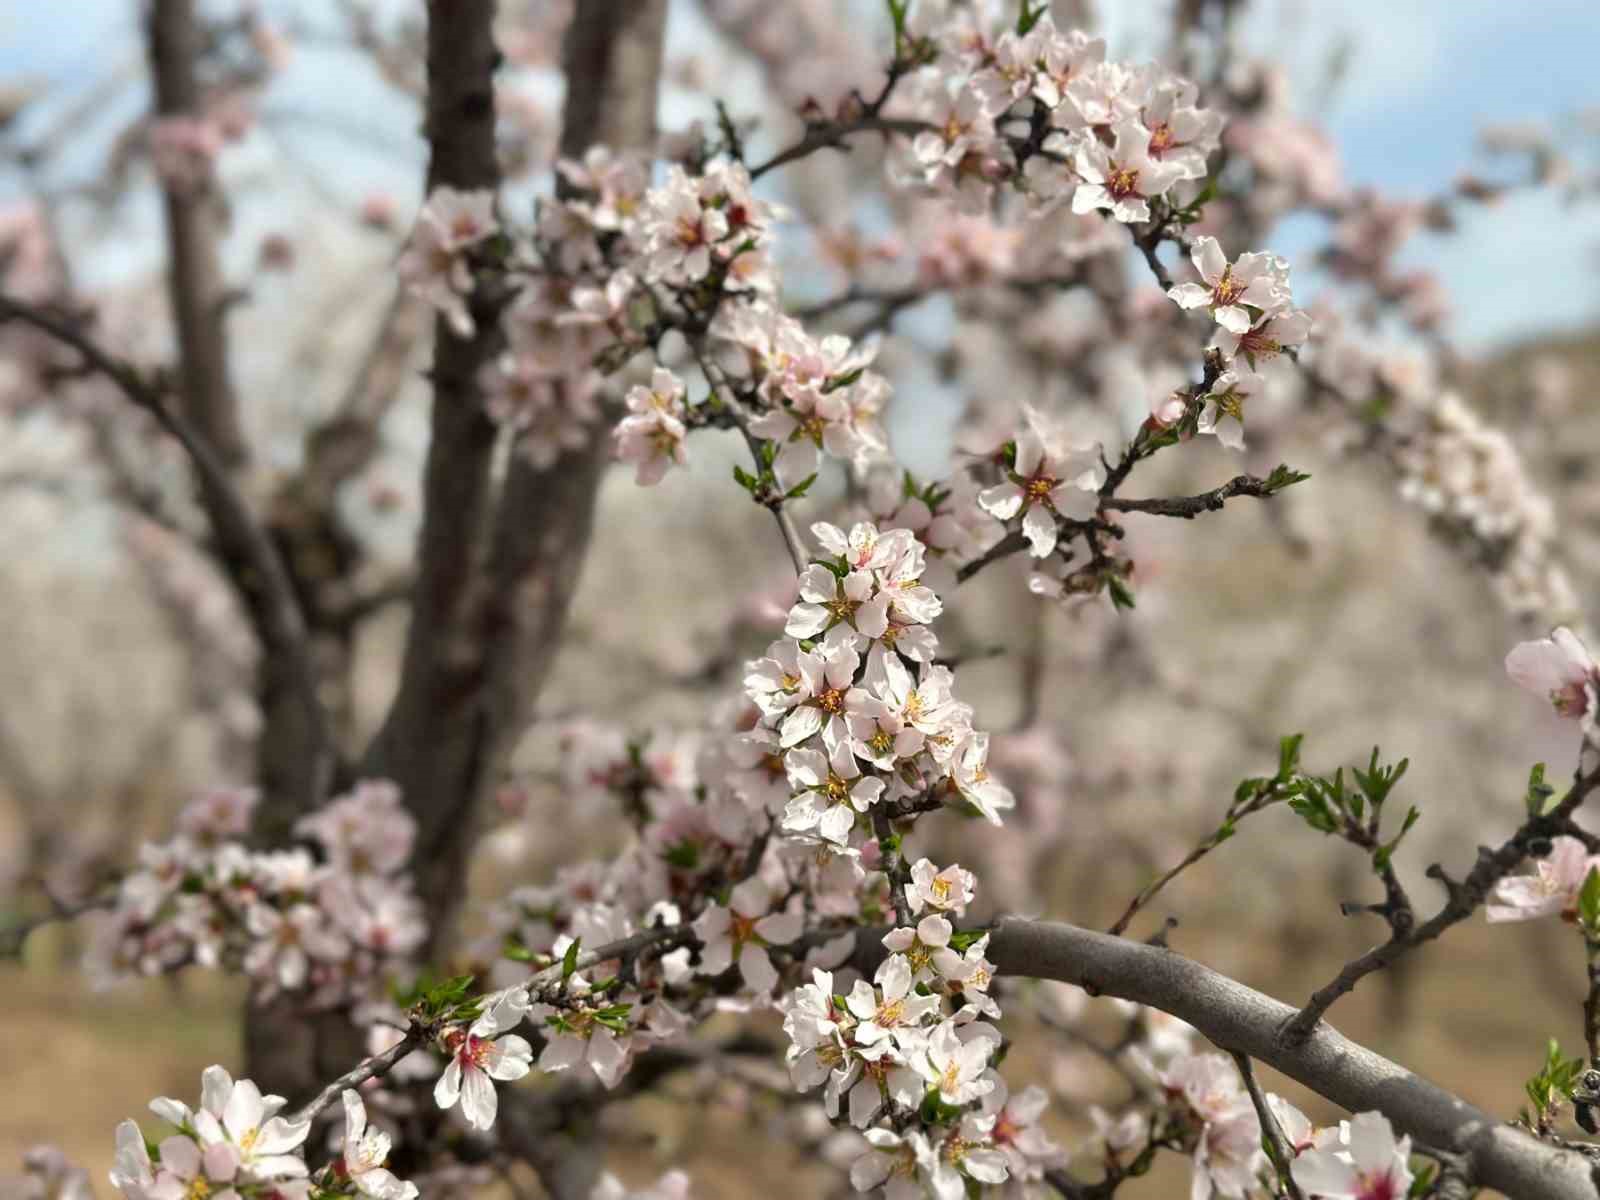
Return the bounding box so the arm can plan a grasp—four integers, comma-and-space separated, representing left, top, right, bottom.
2, 1, 1597, 349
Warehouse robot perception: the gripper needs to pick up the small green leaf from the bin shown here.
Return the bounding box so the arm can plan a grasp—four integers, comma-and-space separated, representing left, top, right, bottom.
562, 938, 581, 980
1277, 734, 1304, 780
1580, 867, 1600, 934
785, 472, 819, 499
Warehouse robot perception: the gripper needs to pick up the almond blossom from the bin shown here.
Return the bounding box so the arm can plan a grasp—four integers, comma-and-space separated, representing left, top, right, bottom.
396, 187, 497, 338
1486, 835, 1600, 923
783, 739, 886, 845
1505, 626, 1599, 730
1290, 1111, 1414, 1200
1167, 237, 1291, 335
846, 955, 942, 1050
691, 876, 803, 994
906, 858, 976, 918
339, 1091, 417, 1200
614, 367, 690, 485
1071, 120, 1186, 224
1196, 368, 1263, 451
434, 986, 535, 1129
978, 427, 1105, 557
914, 1021, 997, 1106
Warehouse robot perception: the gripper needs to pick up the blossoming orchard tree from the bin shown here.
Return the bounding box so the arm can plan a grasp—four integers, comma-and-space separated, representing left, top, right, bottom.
5, 1, 1600, 1198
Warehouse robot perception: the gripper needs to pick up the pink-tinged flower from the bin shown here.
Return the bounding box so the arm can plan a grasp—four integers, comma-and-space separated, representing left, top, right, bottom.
691, 876, 803, 995
1167, 237, 1291, 334
983, 1080, 1065, 1181
1486, 836, 1600, 923
296, 779, 415, 877
919, 1112, 1012, 1196
1213, 307, 1313, 369
556, 144, 649, 233
783, 740, 885, 845
396, 188, 496, 338
641, 166, 728, 284
434, 987, 535, 1129
906, 858, 976, 918
614, 409, 688, 486
1196, 368, 1262, 451
747, 381, 857, 485
1506, 627, 1598, 727
978, 428, 1105, 557
1071, 120, 1185, 224
191, 1074, 310, 1184
340, 1090, 417, 1200
785, 563, 891, 648
536, 998, 633, 1089
1137, 68, 1225, 181
1290, 1111, 1414, 1200
150, 1133, 241, 1200
176, 787, 259, 843
244, 902, 349, 991
881, 914, 954, 982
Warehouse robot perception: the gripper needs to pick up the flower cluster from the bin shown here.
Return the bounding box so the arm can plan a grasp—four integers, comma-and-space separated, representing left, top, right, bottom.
1168, 236, 1310, 451
787, 910, 1062, 1197
749, 520, 1015, 844
107, 1067, 421, 1200
87, 780, 424, 1003
889, 14, 1222, 226
110, 1067, 313, 1199
1393, 389, 1579, 622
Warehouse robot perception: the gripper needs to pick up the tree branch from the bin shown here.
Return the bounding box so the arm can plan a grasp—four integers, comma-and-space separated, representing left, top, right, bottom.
977, 917, 1600, 1200
146, 0, 247, 467
0, 294, 332, 823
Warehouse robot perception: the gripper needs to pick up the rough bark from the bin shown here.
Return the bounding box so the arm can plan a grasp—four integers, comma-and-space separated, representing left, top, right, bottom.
363, 0, 669, 958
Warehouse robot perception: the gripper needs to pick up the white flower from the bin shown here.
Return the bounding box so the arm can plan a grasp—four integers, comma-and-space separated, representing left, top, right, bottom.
783, 739, 885, 845
1213, 307, 1312, 368
434, 987, 535, 1129
785, 563, 891, 648
1167, 237, 1291, 334
691, 876, 803, 994
906, 858, 976, 917
192, 1074, 310, 1183
110, 1120, 156, 1197
1196, 368, 1262, 451
845, 954, 941, 1049
340, 1090, 417, 1200
951, 732, 1014, 824
850, 1127, 925, 1199
978, 427, 1104, 558
1290, 1111, 1414, 1200
914, 1021, 996, 1106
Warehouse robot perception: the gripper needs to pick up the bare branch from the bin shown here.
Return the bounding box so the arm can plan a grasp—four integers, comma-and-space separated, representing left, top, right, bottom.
0, 294, 332, 821
146, 0, 246, 467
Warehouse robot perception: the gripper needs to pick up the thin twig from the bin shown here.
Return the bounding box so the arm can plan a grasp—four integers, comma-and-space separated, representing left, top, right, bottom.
1230, 1050, 1305, 1200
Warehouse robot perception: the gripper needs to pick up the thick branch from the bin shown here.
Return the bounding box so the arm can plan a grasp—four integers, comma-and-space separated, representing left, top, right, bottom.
978, 918, 1600, 1200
